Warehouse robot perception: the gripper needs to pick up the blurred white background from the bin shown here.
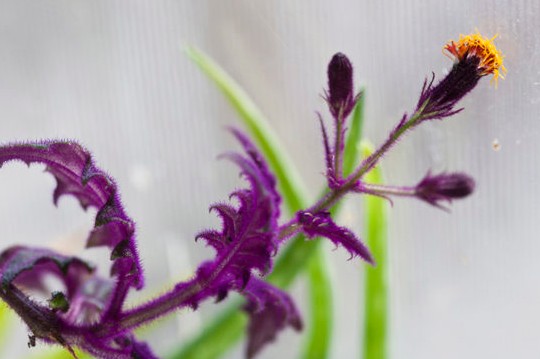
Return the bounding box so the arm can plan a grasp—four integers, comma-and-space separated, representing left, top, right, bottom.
0, 1, 537, 358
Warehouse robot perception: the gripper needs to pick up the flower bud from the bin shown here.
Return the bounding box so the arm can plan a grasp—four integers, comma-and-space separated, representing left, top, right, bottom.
326, 52, 356, 120
415, 172, 475, 207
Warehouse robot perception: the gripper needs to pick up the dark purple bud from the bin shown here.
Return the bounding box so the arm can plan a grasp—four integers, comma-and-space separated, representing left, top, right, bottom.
416, 58, 482, 121
416, 172, 475, 207
326, 53, 356, 120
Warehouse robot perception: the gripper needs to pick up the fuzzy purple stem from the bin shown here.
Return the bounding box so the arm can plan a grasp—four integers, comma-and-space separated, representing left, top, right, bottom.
359, 183, 416, 197
348, 110, 423, 183
333, 112, 345, 182
112, 280, 201, 334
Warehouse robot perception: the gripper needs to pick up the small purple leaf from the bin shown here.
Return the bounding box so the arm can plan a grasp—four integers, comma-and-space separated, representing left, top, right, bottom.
0, 141, 144, 309
63, 275, 115, 326
243, 279, 302, 359
113, 334, 159, 359
318, 113, 337, 188
297, 210, 374, 264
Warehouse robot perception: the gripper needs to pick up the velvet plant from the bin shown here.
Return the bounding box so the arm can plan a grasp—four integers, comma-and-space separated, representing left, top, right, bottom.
0, 32, 504, 359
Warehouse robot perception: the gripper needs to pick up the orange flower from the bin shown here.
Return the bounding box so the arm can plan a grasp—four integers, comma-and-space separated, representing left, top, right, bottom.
444, 32, 507, 85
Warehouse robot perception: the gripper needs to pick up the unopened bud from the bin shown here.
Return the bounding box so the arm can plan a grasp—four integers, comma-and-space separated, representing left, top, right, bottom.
415, 172, 475, 207
327, 53, 356, 120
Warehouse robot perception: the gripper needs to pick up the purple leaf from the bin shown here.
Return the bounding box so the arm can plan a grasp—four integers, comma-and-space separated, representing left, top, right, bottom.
193, 129, 281, 301
243, 278, 302, 359
0, 141, 144, 305
0, 246, 94, 293
297, 210, 374, 264
117, 129, 287, 355
62, 275, 115, 326
318, 113, 336, 188
192, 130, 297, 358
112, 334, 160, 359
0, 141, 152, 356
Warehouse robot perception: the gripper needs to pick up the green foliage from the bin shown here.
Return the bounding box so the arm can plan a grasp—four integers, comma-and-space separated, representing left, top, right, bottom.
301, 248, 333, 359
362, 142, 388, 359
0, 301, 13, 351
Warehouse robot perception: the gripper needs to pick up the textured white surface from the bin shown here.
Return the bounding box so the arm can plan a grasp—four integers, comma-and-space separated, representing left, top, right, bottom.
0, 1, 537, 358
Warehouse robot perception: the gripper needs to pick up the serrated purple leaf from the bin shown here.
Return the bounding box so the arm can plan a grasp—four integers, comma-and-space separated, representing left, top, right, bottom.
0, 245, 152, 358
0, 141, 153, 357
192, 129, 281, 301
297, 210, 374, 264
0, 141, 144, 299
120, 129, 284, 335
0, 245, 94, 293
243, 278, 302, 359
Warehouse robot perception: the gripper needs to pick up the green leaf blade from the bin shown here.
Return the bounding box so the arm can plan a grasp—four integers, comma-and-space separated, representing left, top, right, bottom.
362, 142, 388, 359
343, 93, 365, 177
170, 307, 247, 359
0, 301, 13, 352
301, 247, 333, 359
184, 46, 308, 212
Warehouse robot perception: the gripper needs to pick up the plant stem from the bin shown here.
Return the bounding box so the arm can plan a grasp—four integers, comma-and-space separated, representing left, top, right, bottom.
349, 112, 422, 183
361, 183, 416, 197
334, 115, 344, 181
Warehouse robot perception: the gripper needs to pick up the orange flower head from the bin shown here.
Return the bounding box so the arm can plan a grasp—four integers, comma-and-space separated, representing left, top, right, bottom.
444, 33, 506, 85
